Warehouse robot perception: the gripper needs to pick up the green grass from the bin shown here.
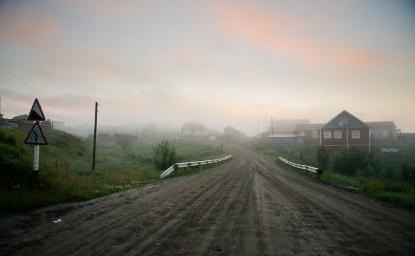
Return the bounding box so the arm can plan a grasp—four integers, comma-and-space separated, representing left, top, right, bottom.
0, 128, 224, 212
321, 172, 415, 208
253, 138, 415, 209
320, 172, 364, 188
253, 139, 319, 166
0, 169, 160, 212
176, 141, 223, 161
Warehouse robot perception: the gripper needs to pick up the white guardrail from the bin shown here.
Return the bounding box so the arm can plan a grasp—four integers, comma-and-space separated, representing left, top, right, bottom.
160, 154, 232, 179
278, 156, 322, 175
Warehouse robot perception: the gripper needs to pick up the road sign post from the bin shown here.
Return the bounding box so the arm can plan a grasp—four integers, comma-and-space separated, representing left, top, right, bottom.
33, 145, 40, 171
24, 99, 47, 172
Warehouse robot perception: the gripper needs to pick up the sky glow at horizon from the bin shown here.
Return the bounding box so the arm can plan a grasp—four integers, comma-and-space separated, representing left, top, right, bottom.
0, 0, 414, 134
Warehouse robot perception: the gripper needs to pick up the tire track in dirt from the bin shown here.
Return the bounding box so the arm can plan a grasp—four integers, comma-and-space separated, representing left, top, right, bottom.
2, 145, 415, 256
248, 149, 415, 255
45, 160, 241, 256
254, 151, 412, 227
126, 159, 248, 256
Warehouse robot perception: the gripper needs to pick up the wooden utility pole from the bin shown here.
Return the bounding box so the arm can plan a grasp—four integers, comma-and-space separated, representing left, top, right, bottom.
92, 102, 98, 170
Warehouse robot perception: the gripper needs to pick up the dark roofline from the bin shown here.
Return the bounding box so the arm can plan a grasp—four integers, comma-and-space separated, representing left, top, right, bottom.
365, 121, 396, 128
322, 110, 368, 129
294, 123, 324, 131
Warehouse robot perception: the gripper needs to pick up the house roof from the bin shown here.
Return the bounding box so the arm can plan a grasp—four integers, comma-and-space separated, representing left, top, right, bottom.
294, 123, 324, 131
322, 110, 368, 129
11, 114, 28, 120
268, 133, 304, 138
365, 121, 396, 129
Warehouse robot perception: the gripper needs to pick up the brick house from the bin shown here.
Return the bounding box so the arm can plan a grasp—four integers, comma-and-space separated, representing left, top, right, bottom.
320, 110, 370, 152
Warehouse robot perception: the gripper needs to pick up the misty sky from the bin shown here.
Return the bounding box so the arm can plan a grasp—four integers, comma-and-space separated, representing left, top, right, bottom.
0, 0, 414, 135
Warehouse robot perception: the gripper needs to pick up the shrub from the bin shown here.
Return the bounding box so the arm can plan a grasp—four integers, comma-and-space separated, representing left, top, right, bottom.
152, 140, 177, 170
329, 149, 369, 175
402, 164, 415, 181
0, 129, 33, 187
363, 180, 384, 194
316, 146, 329, 169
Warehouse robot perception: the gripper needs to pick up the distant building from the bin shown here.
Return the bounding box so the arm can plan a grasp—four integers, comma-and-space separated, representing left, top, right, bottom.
320, 110, 370, 152
182, 122, 208, 137
8, 114, 33, 131
365, 121, 398, 141
0, 97, 3, 122
399, 133, 415, 144
0, 113, 4, 126
268, 134, 305, 147
294, 123, 324, 144
207, 129, 221, 142
270, 119, 310, 134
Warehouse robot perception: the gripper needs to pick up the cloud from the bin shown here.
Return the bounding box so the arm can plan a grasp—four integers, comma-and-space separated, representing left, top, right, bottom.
37, 46, 139, 87
0, 5, 58, 48
214, 2, 386, 71
55, 0, 151, 18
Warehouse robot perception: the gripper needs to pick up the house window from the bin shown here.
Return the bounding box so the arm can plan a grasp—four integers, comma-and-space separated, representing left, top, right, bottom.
338, 117, 349, 127
352, 130, 360, 139
323, 130, 332, 139
312, 130, 319, 138
334, 130, 342, 139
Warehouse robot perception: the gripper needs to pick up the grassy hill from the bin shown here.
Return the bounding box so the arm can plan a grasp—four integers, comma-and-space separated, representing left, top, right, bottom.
0, 128, 223, 212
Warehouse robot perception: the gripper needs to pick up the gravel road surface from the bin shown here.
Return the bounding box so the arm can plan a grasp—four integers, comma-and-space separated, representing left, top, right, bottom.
1, 146, 415, 255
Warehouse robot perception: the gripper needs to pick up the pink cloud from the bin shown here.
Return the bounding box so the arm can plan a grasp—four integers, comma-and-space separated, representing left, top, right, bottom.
173, 46, 200, 66
0, 7, 58, 48
214, 2, 386, 71
30, 44, 142, 87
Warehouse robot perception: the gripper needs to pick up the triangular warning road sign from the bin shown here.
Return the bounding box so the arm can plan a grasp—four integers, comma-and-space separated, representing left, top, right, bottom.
24, 122, 48, 145
28, 98, 45, 121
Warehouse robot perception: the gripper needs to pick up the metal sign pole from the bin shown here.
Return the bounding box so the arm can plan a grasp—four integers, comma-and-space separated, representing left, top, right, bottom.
33, 145, 40, 171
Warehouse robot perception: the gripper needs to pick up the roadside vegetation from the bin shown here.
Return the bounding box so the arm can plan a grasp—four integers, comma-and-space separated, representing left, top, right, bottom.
254, 138, 415, 208
0, 128, 223, 212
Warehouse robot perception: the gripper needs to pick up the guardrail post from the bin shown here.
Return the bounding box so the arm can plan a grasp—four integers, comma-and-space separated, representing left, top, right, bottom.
279, 156, 320, 177
160, 154, 232, 179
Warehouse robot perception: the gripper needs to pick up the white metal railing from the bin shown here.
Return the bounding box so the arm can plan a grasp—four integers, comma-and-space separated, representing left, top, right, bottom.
160, 154, 232, 179
278, 156, 322, 175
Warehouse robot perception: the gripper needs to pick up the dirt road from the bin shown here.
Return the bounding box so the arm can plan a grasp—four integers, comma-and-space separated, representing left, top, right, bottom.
1, 146, 415, 255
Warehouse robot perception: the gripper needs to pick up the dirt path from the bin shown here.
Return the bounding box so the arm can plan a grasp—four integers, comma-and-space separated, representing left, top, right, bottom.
1, 146, 415, 255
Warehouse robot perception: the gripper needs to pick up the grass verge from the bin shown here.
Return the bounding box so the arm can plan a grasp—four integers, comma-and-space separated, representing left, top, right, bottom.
320, 172, 415, 208
0, 128, 224, 213
254, 140, 415, 210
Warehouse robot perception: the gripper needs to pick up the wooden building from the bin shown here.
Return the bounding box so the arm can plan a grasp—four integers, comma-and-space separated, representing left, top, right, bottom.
365, 121, 398, 141
268, 134, 305, 147
320, 110, 370, 152
294, 123, 323, 144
